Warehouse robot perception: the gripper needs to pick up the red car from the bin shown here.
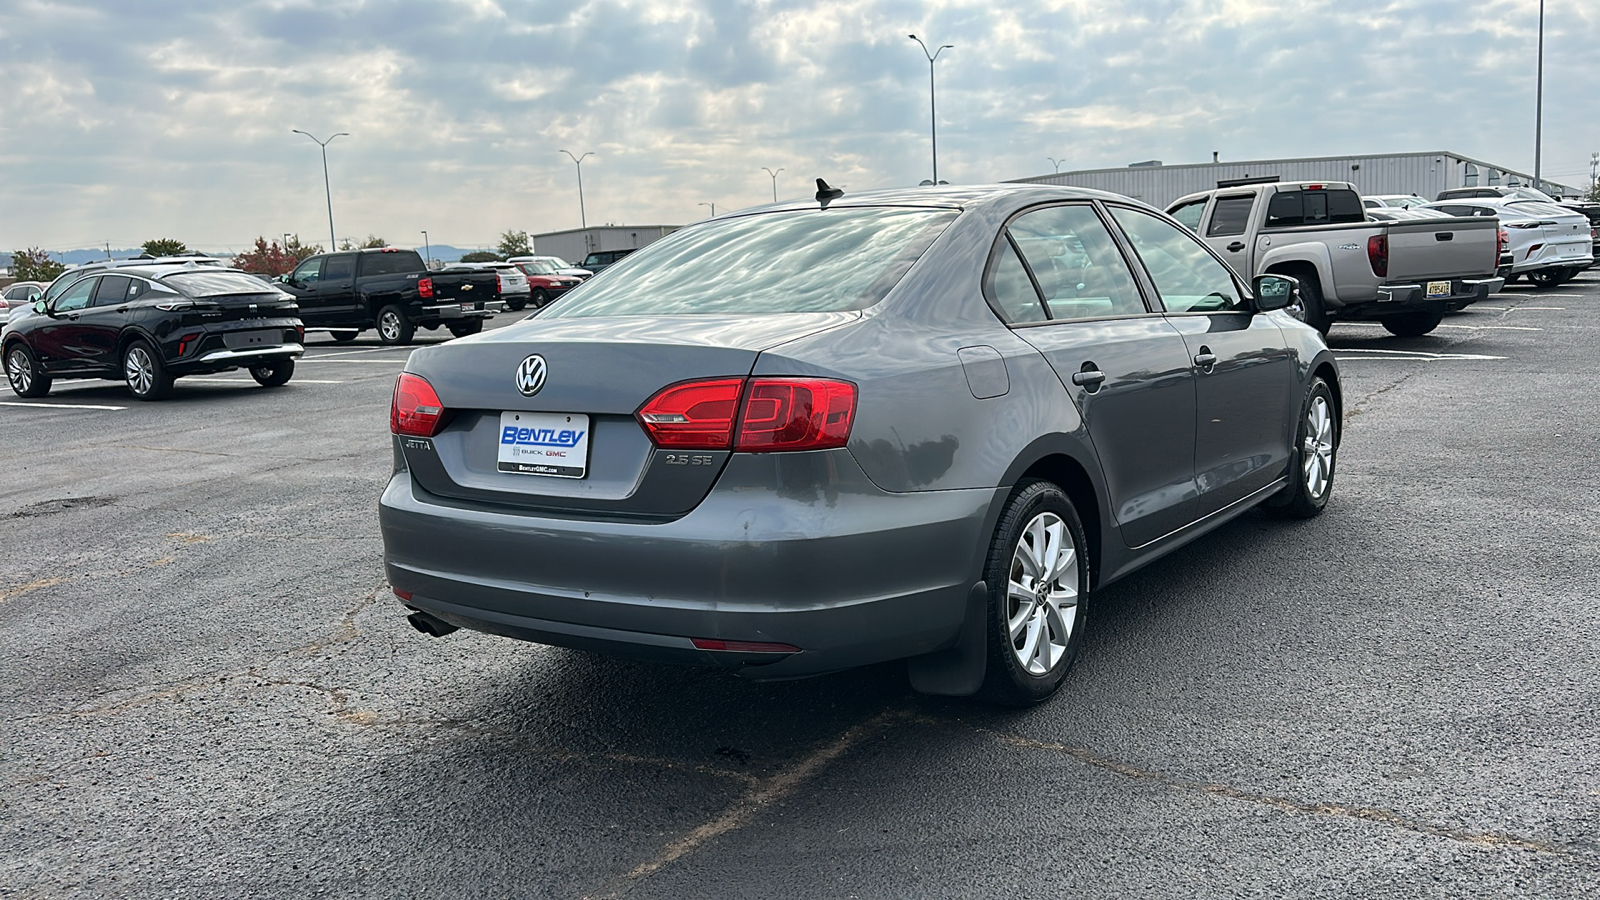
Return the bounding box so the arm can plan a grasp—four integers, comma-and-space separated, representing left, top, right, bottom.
510, 260, 583, 308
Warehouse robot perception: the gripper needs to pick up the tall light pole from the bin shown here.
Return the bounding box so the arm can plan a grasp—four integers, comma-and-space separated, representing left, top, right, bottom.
561, 150, 594, 228
1533, 0, 1545, 191
699, 202, 717, 217
1048, 157, 1064, 174
908, 34, 953, 185
762, 167, 784, 202
421, 230, 430, 268
292, 129, 348, 251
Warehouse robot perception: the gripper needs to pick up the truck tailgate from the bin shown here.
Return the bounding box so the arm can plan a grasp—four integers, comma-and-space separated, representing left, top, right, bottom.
1385, 217, 1498, 281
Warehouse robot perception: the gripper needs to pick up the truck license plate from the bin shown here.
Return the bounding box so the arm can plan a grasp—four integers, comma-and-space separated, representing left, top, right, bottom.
1425, 281, 1452, 298
497, 411, 589, 478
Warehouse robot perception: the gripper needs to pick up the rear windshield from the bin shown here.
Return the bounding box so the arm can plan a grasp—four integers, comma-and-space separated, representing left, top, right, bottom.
545, 207, 959, 317
1264, 189, 1365, 227
163, 272, 285, 297
359, 251, 425, 277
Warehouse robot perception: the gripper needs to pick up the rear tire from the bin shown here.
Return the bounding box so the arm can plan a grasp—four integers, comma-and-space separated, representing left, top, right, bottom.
123, 339, 172, 401
376, 305, 415, 345
506, 295, 527, 311
1380, 310, 1443, 337
1290, 272, 1332, 334
1527, 268, 1565, 289
1265, 377, 1337, 519
447, 320, 483, 338
978, 480, 1090, 707
5, 343, 52, 398
250, 358, 295, 387
331, 331, 358, 343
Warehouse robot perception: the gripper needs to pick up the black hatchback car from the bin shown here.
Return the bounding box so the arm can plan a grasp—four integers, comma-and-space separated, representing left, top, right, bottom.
2, 263, 304, 401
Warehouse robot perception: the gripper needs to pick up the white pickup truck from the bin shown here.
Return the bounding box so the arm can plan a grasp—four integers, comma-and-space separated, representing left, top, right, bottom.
1167, 181, 1504, 336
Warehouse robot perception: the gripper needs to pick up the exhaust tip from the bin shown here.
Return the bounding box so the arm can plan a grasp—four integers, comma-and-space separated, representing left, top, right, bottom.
407, 611, 459, 638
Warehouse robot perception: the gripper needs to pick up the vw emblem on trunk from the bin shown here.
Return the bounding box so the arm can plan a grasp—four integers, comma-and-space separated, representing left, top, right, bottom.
516, 354, 548, 396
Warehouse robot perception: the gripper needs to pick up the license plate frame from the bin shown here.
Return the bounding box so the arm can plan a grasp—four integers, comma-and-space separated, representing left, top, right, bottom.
223, 329, 277, 350
1425, 280, 1452, 298
497, 411, 590, 478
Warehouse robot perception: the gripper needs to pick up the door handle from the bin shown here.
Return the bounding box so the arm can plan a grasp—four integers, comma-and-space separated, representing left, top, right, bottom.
1193, 349, 1217, 370
1070, 369, 1106, 389
1226, 241, 1245, 252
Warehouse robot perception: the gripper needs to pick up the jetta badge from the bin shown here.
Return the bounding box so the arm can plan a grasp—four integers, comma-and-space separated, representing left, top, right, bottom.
516, 354, 548, 396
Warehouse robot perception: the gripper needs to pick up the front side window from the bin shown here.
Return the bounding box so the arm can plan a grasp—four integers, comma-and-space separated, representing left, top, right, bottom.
1108, 206, 1245, 314
291, 258, 322, 285
1168, 200, 1207, 233
546, 207, 958, 317
54, 277, 97, 312
1206, 196, 1255, 237
1007, 204, 1147, 321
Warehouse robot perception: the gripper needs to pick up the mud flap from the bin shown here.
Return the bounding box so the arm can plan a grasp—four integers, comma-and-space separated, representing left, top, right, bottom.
906, 580, 989, 696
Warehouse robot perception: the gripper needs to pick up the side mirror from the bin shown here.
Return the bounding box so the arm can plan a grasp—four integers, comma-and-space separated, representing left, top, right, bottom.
1253, 274, 1298, 312
34, 300, 50, 316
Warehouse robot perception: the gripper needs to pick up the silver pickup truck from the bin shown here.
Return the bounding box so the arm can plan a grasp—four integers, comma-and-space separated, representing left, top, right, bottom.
1167, 181, 1503, 336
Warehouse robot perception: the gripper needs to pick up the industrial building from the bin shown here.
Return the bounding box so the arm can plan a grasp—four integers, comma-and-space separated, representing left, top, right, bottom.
530, 225, 680, 265
1012, 151, 1581, 210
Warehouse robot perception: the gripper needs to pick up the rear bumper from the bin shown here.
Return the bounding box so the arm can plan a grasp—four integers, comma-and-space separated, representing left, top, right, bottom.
421, 301, 506, 320
380, 450, 995, 679
1339, 277, 1501, 318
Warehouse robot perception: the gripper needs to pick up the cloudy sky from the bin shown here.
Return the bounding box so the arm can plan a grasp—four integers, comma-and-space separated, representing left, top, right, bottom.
1, 0, 1596, 256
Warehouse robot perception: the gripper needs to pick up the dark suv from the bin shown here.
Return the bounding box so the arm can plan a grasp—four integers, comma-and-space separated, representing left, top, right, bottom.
579, 248, 636, 274
3, 263, 303, 401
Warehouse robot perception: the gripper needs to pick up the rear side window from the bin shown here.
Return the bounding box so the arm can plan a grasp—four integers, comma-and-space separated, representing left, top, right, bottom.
1205, 196, 1255, 236
987, 240, 1047, 324
322, 255, 356, 280
546, 208, 959, 317
1265, 189, 1365, 227
1006, 204, 1147, 321
359, 251, 424, 277
92, 275, 136, 307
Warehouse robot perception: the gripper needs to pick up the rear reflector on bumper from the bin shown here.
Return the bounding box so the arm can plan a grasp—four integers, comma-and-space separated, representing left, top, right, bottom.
691, 638, 801, 654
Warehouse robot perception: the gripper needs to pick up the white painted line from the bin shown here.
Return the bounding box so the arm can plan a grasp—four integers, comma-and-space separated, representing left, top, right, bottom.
1510, 307, 1564, 310
298, 359, 411, 364
306, 346, 415, 359
1437, 324, 1541, 331
180, 378, 345, 385
0, 401, 127, 410
1333, 348, 1505, 361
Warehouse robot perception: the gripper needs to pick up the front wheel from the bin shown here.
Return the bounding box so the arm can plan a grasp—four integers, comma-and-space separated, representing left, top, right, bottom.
123, 339, 172, 401
376, 305, 415, 345
506, 295, 527, 311
250, 358, 295, 387
5, 343, 52, 398
530, 288, 551, 309
979, 480, 1090, 706
330, 331, 358, 343
1380, 310, 1443, 337
447, 320, 483, 338
1265, 377, 1338, 519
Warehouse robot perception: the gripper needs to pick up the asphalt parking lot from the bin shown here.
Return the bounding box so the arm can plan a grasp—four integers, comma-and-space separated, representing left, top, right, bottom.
3, 280, 1598, 898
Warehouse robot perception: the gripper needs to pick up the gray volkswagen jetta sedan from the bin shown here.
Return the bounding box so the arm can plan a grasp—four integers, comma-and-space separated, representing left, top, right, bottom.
381, 183, 1340, 705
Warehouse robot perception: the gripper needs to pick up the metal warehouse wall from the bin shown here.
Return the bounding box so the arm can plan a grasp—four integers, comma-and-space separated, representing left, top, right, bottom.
530, 226, 680, 264
1013, 152, 1578, 209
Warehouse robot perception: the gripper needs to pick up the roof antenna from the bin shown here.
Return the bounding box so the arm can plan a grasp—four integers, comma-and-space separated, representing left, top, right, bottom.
815, 178, 844, 208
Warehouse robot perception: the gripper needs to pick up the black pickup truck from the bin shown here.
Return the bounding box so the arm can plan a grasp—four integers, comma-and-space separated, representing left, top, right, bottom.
275, 248, 503, 344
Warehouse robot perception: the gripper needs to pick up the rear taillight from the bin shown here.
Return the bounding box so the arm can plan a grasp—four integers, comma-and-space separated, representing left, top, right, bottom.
635, 377, 857, 452
496, 273, 506, 291
1497, 229, 1509, 257
636, 378, 745, 448
1366, 234, 1389, 277
391, 373, 447, 437
417, 277, 434, 300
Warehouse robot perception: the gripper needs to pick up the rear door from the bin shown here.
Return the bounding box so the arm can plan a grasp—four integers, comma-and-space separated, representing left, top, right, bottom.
1198, 193, 1259, 276
317, 253, 359, 321
77, 274, 139, 370
1107, 204, 1296, 518
998, 202, 1199, 548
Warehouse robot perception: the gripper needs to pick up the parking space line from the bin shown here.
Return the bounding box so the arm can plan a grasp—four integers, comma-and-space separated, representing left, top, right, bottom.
304, 346, 419, 360
1332, 348, 1505, 361
0, 401, 127, 410
298, 359, 411, 364
180, 378, 345, 385
1340, 322, 1540, 331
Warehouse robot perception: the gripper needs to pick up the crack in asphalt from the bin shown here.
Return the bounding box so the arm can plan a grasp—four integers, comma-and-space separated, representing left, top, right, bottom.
582, 707, 912, 900
984, 729, 1577, 858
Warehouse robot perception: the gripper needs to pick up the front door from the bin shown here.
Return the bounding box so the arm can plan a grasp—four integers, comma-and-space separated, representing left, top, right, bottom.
994, 202, 1199, 548
32, 276, 102, 373
1107, 205, 1297, 517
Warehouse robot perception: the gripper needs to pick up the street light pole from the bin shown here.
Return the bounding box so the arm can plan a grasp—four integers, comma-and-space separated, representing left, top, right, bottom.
1048, 157, 1064, 174
699, 202, 717, 217
1533, 0, 1545, 191
292, 129, 348, 251
909, 35, 953, 185
561, 150, 594, 228
762, 167, 784, 202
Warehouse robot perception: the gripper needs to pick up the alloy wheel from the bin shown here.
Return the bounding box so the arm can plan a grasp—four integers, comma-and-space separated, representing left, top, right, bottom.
1302, 394, 1336, 500
125, 346, 155, 395
8, 349, 31, 393
1006, 511, 1080, 676
380, 311, 401, 342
